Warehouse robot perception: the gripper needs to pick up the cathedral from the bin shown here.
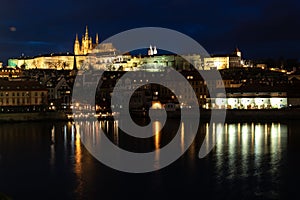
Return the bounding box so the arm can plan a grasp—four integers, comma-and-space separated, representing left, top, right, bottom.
74, 26, 99, 55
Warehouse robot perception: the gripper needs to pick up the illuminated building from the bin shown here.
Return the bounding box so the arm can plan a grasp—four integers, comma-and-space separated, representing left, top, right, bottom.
7, 26, 101, 70
8, 53, 76, 70
213, 85, 288, 109
6, 26, 203, 71
204, 48, 242, 70
0, 67, 22, 78
148, 45, 158, 56
0, 79, 48, 112
74, 26, 99, 55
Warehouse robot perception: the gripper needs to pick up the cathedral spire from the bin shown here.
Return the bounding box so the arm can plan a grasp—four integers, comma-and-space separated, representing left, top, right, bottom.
235, 46, 241, 57
85, 25, 89, 39
74, 33, 80, 55
96, 33, 99, 44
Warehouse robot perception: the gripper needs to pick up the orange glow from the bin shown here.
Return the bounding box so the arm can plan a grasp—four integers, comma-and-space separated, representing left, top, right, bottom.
151, 101, 163, 109
153, 121, 161, 149
153, 121, 161, 169
74, 129, 83, 196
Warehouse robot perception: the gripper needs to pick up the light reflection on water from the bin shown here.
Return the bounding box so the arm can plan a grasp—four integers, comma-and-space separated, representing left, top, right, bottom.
73, 120, 287, 176
213, 123, 286, 180
0, 120, 290, 199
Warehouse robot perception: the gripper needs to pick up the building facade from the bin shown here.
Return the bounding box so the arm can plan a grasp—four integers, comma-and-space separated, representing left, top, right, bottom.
8, 53, 76, 70
0, 79, 48, 112
204, 48, 243, 70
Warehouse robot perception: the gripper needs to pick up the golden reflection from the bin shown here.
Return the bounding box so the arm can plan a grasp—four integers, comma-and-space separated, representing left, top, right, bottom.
64, 125, 67, 149
228, 124, 236, 166
241, 124, 250, 154
153, 121, 161, 169
251, 123, 254, 153
181, 122, 185, 153
271, 123, 278, 153
270, 123, 283, 155
213, 122, 287, 179
228, 124, 236, 149
215, 123, 224, 173
75, 131, 82, 173
216, 123, 224, 147
206, 123, 210, 153
255, 124, 264, 158
74, 124, 83, 197
113, 120, 119, 145
153, 121, 161, 150
241, 123, 249, 177
51, 125, 55, 144
237, 123, 241, 146
278, 123, 281, 145
95, 121, 101, 146
212, 123, 216, 147
265, 124, 270, 147
224, 123, 228, 144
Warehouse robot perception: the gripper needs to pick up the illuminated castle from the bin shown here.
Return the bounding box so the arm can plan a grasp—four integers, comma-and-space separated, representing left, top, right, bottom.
74, 26, 99, 55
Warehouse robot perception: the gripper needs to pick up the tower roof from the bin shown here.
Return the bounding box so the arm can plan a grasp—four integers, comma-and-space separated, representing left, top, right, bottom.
85, 25, 89, 39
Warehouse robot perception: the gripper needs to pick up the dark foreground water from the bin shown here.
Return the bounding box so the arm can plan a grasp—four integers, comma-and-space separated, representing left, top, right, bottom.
0, 119, 300, 200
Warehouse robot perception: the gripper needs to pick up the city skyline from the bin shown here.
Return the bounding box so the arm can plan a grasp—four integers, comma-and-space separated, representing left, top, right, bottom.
1, 0, 300, 64
1, 1, 300, 198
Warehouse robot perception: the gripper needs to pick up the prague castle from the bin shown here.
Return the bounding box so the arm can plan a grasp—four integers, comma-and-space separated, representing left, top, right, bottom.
8, 26, 101, 70
74, 26, 99, 55
7, 26, 246, 71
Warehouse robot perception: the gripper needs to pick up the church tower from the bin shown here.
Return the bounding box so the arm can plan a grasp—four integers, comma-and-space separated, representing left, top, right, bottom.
235, 47, 241, 57
82, 26, 89, 55
74, 26, 99, 55
96, 33, 99, 45
74, 34, 81, 55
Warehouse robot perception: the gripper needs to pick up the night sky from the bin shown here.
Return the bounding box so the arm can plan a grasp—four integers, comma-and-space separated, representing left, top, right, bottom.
1, 0, 300, 65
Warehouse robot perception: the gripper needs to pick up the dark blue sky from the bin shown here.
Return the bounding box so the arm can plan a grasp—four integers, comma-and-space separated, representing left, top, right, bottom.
1, 0, 300, 64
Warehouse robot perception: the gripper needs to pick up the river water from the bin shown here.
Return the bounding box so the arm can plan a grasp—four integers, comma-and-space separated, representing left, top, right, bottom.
0, 119, 299, 199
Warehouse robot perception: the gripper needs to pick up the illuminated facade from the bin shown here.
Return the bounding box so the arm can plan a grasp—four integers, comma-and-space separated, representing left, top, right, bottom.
8, 53, 75, 70
204, 48, 242, 70
213, 86, 288, 109
0, 67, 22, 78
74, 26, 99, 55
7, 26, 101, 70
7, 28, 245, 72
0, 79, 47, 111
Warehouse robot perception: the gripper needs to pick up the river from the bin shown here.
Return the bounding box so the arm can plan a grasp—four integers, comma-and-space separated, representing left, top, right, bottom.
0, 119, 299, 199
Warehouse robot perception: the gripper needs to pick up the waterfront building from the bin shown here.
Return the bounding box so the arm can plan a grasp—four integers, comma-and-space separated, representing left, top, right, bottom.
214, 85, 288, 109
45, 76, 72, 111
0, 79, 48, 112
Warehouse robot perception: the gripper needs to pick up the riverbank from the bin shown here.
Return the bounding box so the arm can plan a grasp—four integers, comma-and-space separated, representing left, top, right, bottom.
0, 111, 68, 122
224, 109, 300, 121
129, 108, 300, 122
201, 109, 300, 121
1, 109, 300, 122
